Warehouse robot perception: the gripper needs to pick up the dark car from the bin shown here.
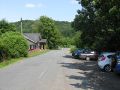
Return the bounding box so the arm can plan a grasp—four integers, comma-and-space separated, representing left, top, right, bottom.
79, 50, 98, 60
72, 49, 83, 59
112, 51, 120, 73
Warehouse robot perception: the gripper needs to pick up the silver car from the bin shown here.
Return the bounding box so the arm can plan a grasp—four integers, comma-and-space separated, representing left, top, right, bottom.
79, 51, 98, 60
98, 52, 115, 72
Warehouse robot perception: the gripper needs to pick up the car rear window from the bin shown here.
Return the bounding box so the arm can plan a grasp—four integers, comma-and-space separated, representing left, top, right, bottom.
107, 55, 113, 58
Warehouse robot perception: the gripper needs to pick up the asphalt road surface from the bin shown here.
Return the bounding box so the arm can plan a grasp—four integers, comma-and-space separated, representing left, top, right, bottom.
0, 48, 120, 90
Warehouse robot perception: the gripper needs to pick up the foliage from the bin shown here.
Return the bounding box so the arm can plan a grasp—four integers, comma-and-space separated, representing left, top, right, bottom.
70, 46, 78, 53
13, 19, 75, 47
13, 20, 74, 37
73, 31, 83, 48
0, 32, 29, 60
0, 19, 16, 35
34, 16, 61, 49
0, 49, 49, 68
13, 20, 35, 33
72, 0, 120, 51
0, 57, 24, 68
60, 37, 74, 47
55, 21, 75, 37
55, 21, 76, 47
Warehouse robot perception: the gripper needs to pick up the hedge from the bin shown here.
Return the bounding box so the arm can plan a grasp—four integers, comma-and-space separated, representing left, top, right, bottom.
0, 32, 29, 60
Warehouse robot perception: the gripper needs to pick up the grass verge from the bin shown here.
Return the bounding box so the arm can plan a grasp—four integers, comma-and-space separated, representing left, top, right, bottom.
0, 49, 49, 68
28, 49, 49, 57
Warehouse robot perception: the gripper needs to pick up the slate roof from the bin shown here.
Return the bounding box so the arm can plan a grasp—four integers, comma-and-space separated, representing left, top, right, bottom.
23, 33, 47, 43
24, 33, 41, 43
24, 35, 35, 43
39, 39, 47, 43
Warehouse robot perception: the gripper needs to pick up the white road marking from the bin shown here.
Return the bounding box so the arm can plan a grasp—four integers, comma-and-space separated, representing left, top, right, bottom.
38, 69, 48, 79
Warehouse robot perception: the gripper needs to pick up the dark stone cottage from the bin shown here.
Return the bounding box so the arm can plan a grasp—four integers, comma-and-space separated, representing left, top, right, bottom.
23, 33, 47, 50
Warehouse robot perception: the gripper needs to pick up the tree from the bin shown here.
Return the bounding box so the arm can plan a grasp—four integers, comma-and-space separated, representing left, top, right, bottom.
35, 16, 61, 49
55, 21, 75, 37
0, 19, 16, 35
73, 31, 83, 48
72, 0, 120, 51
60, 37, 74, 47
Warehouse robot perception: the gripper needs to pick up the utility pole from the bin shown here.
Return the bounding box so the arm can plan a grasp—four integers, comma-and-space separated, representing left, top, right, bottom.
21, 18, 23, 34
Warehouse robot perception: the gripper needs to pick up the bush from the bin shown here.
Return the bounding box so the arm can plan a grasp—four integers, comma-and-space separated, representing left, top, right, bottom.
0, 32, 29, 59
60, 37, 74, 48
70, 46, 78, 53
0, 19, 16, 35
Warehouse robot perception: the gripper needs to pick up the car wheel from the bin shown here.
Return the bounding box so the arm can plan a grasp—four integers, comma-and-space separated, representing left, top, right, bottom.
86, 57, 90, 61
104, 65, 111, 72
74, 56, 78, 59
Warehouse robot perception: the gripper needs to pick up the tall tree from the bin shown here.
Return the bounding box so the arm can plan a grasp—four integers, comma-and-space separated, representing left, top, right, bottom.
0, 19, 16, 35
36, 16, 61, 49
72, 0, 120, 51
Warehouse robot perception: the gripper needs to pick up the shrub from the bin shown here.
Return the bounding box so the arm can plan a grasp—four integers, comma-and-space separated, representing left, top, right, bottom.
0, 32, 29, 59
70, 46, 78, 53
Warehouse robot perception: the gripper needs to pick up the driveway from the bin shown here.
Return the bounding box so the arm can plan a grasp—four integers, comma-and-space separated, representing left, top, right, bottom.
0, 48, 120, 90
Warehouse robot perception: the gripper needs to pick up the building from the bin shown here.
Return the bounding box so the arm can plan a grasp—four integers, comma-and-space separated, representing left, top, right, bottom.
23, 33, 47, 50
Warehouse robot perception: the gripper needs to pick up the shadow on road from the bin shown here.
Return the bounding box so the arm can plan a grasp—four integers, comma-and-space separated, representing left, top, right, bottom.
63, 55, 73, 59
60, 55, 120, 90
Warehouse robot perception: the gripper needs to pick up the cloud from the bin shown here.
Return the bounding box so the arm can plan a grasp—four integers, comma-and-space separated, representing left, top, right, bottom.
37, 3, 44, 8
25, 3, 45, 8
70, 0, 78, 5
25, 3, 36, 8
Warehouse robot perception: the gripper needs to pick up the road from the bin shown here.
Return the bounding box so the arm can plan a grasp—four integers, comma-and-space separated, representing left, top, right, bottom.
0, 48, 120, 90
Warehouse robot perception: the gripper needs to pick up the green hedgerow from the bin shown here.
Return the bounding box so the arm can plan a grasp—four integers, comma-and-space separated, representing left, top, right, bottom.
0, 32, 29, 59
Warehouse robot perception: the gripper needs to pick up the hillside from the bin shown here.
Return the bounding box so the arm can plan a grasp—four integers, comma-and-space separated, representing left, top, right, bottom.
13, 20, 35, 33
13, 20, 74, 37
55, 21, 75, 37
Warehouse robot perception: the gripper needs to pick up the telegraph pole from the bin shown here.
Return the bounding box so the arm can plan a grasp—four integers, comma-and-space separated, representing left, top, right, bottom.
21, 18, 23, 34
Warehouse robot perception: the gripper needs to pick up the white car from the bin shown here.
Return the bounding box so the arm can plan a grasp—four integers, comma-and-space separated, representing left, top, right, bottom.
98, 52, 115, 72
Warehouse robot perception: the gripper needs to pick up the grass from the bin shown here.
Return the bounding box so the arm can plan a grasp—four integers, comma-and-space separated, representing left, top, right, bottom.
0, 57, 24, 68
28, 49, 49, 57
0, 49, 49, 68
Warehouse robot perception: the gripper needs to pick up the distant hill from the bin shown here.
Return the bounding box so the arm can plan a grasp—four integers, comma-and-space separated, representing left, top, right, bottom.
12, 20, 35, 33
13, 20, 75, 37
55, 21, 75, 37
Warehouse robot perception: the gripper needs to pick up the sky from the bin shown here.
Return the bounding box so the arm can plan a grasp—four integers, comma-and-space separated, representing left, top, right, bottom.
0, 0, 82, 22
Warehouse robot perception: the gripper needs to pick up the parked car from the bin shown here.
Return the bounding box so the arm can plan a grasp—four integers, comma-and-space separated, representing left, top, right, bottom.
72, 49, 83, 59
98, 52, 115, 72
113, 51, 120, 74
79, 50, 98, 60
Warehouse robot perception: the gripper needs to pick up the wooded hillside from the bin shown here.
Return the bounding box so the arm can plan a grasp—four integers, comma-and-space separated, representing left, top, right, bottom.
13, 20, 74, 37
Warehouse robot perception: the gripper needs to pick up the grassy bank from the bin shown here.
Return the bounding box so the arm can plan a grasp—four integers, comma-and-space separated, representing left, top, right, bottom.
0, 49, 49, 68
28, 49, 49, 57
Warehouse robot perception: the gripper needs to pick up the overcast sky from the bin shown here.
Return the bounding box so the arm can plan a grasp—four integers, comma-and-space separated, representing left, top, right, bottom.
0, 0, 82, 22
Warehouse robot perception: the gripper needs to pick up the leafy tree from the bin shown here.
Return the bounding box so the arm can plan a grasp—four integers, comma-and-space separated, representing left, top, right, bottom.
35, 16, 61, 49
60, 37, 74, 47
0, 32, 29, 60
73, 31, 83, 48
72, 0, 120, 51
0, 19, 16, 35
